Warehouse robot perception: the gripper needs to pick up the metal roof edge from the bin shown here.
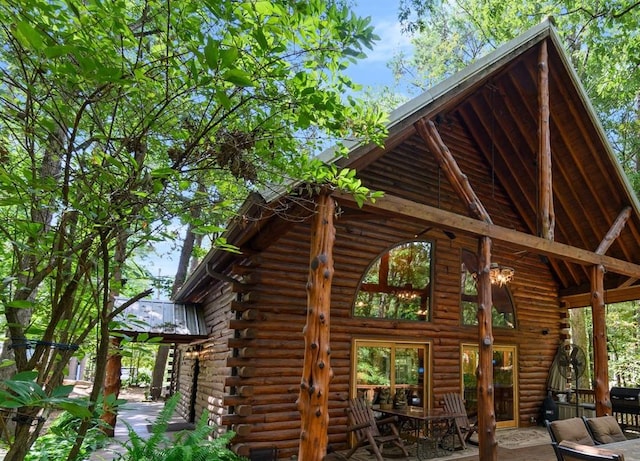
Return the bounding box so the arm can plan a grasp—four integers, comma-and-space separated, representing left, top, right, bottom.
173, 192, 267, 302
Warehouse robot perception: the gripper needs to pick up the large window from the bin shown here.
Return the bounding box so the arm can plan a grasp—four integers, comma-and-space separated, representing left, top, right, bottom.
354, 241, 433, 321
353, 340, 429, 408
460, 249, 516, 328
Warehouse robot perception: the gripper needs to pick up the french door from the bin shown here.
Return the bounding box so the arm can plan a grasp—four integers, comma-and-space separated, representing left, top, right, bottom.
352, 340, 430, 409
461, 344, 518, 428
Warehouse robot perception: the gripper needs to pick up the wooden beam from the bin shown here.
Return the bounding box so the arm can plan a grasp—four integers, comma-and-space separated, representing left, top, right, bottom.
591, 264, 612, 416
595, 206, 632, 255
561, 284, 640, 308
297, 191, 335, 461
414, 118, 492, 223
538, 40, 555, 240
477, 236, 497, 460
334, 192, 640, 279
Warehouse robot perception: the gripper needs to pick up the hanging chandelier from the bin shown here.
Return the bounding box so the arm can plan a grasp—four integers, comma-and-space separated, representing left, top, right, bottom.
489, 263, 515, 286
473, 263, 515, 286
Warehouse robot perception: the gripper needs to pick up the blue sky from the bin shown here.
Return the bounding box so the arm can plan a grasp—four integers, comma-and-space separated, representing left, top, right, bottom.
347, 1, 413, 88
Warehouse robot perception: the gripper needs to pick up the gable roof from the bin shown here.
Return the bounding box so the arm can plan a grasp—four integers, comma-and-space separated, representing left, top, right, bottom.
175, 19, 640, 306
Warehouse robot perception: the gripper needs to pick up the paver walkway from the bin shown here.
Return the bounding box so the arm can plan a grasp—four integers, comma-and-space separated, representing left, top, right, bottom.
90, 400, 191, 461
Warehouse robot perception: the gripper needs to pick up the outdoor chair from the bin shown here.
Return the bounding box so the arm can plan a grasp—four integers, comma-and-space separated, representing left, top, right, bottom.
442, 392, 478, 448
583, 416, 627, 445
546, 417, 596, 460
556, 440, 625, 461
345, 397, 409, 461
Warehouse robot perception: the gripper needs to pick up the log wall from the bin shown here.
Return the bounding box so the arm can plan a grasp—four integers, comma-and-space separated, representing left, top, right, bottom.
181, 125, 567, 459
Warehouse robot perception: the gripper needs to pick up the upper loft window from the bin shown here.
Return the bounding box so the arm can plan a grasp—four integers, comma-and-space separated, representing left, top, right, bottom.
460, 249, 516, 328
354, 241, 433, 321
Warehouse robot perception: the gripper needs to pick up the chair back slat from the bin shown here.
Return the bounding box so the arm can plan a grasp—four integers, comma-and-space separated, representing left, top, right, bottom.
443, 392, 470, 429
347, 398, 380, 439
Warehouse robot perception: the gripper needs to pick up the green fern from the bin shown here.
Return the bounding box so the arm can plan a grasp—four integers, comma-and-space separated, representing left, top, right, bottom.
117, 393, 247, 461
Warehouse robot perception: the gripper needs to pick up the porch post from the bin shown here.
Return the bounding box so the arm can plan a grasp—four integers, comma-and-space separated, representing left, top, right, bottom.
591, 264, 611, 416
297, 190, 335, 461
101, 336, 123, 436
477, 236, 497, 461
538, 39, 555, 241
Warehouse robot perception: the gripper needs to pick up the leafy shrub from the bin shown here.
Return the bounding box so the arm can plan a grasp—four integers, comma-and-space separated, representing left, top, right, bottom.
117, 393, 247, 461
26, 410, 108, 461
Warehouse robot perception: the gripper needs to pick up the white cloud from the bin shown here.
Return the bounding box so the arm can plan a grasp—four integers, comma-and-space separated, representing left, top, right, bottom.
365, 19, 413, 63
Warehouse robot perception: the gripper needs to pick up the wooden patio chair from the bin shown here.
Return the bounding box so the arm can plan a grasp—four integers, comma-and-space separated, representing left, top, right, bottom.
345, 398, 409, 461
442, 392, 478, 448
556, 441, 625, 461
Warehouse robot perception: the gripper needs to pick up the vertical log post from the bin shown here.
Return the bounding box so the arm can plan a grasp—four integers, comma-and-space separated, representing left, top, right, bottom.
538, 39, 555, 240
102, 336, 123, 436
591, 264, 611, 416
477, 237, 497, 461
298, 191, 335, 461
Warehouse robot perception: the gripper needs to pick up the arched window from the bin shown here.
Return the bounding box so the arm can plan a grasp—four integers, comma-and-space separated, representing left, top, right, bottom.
353, 241, 433, 321
460, 249, 516, 328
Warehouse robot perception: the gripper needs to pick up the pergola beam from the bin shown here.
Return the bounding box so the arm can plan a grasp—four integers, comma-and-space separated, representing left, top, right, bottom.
334, 192, 640, 279
595, 206, 632, 255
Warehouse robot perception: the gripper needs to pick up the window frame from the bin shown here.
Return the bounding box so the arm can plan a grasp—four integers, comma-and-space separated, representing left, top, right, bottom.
351, 338, 431, 410
353, 240, 435, 322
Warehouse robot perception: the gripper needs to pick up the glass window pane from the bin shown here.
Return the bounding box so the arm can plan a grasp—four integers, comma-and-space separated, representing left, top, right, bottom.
460, 249, 516, 328
355, 342, 428, 409
356, 346, 391, 404
395, 346, 425, 406
354, 241, 433, 321
462, 345, 516, 425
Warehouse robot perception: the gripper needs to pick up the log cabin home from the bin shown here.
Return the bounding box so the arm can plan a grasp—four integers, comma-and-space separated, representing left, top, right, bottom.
171, 20, 640, 460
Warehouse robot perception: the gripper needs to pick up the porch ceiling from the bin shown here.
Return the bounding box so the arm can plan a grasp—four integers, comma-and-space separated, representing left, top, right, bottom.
337, 22, 640, 304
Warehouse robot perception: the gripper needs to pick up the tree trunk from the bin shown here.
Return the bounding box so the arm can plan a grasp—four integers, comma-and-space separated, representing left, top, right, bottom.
151, 345, 170, 400
297, 192, 335, 461
102, 337, 123, 436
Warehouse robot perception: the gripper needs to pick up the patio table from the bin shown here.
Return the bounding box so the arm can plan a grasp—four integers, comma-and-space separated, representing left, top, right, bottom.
374, 406, 465, 459
601, 437, 640, 461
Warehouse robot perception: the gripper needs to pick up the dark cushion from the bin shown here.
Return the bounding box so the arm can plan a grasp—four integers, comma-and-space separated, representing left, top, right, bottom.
585, 416, 627, 444
550, 418, 595, 446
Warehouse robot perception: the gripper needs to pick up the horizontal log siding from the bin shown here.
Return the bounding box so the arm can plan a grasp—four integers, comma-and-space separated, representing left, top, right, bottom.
176, 281, 236, 431
192, 125, 563, 457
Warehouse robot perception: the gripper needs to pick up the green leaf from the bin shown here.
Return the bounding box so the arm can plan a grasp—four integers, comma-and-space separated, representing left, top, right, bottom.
222, 69, 254, 87
12, 371, 38, 382
6, 300, 34, 309
51, 384, 74, 398
14, 21, 45, 50
220, 47, 238, 68
204, 39, 219, 69
44, 45, 75, 58
57, 402, 92, 418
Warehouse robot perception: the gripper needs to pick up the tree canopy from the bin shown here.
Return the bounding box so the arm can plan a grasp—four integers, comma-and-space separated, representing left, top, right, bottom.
0, 1, 386, 459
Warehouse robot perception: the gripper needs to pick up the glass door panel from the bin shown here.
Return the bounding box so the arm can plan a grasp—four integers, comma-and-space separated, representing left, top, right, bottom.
356, 345, 391, 404
461, 344, 517, 428
354, 341, 428, 408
